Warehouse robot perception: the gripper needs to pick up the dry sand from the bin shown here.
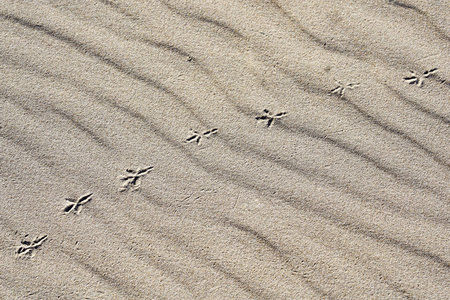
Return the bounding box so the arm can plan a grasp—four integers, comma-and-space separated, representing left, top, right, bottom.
0, 0, 449, 299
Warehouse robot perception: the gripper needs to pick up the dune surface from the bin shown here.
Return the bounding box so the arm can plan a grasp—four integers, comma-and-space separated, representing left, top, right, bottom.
0, 0, 449, 299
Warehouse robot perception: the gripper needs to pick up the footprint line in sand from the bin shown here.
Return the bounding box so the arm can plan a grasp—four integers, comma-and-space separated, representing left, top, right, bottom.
403, 68, 438, 87
64, 192, 93, 215
15, 234, 48, 258
185, 128, 218, 145
119, 166, 153, 192
256, 109, 288, 128
329, 80, 360, 97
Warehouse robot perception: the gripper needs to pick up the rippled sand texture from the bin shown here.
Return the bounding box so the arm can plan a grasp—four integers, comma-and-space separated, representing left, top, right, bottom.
1, 0, 449, 299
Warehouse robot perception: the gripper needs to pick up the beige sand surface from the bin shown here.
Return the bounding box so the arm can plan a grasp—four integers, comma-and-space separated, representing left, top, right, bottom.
0, 0, 449, 299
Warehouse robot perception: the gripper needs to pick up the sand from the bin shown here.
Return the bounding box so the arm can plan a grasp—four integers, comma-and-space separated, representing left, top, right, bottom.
0, 0, 449, 299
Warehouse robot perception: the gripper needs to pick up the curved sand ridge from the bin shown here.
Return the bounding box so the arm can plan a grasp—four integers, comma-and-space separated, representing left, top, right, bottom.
0, 0, 449, 299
